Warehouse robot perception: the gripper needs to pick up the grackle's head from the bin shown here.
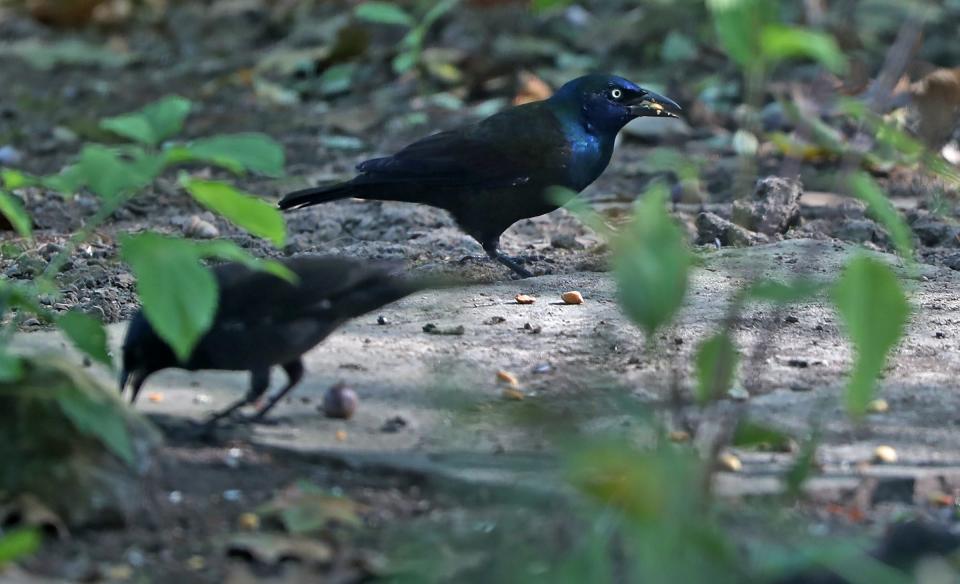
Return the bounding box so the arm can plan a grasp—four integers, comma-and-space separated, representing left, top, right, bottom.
550, 74, 682, 134
119, 311, 178, 404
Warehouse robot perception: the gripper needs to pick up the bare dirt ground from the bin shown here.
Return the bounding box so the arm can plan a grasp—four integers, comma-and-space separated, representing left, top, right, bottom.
4, 3, 960, 581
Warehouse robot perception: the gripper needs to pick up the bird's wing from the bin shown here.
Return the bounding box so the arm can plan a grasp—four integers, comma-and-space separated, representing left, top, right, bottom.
354, 103, 563, 190
210, 258, 408, 327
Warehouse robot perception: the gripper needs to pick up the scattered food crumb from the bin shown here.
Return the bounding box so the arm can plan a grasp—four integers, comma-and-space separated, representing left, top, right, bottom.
718, 452, 742, 472
496, 369, 519, 388
502, 387, 525, 401
866, 398, 889, 414
873, 445, 898, 464
561, 290, 584, 304
147, 392, 164, 403
668, 430, 691, 443
335, 430, 348, 442
515, 294, 535, 304
238, 512, 260, 531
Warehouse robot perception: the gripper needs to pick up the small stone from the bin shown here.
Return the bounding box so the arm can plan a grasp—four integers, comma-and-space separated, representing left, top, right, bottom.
718, 452, 742, 472
873, 445, 898, 464
727, 387, 750, 401
184, 216, 219, 239
561, 291, 584, 305
376, 315, 388, 325
193, 393, 211, 404
323, 383, 358, 420
381, 416, 408, 433
223, 489, 242, 502
168, 491, 183, 504
335, 430, 347, 442
496, 369, 519, 388
484, 316, 506, 325
866, 398, 889, 414
523, 322, 542, 334
0, 145, 23, 165
422, 323, 465, 335
515, 294, 535, 304
237, 513, 260, 531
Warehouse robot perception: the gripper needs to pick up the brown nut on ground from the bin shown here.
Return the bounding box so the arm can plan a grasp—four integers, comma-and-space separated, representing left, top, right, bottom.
515, 294, 536, 304
496, 369, 520, 388
561, 291, 584, 304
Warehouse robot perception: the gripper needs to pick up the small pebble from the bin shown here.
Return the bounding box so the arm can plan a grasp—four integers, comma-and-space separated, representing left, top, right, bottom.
866, 398, 889, 413
0, 145, 23, 165
727, 387, 750, 401
381, 415, 408, 433
184, 216, 219, 239
168, 491, 183, 504
718, 452, 742, 472
223, 489, 242, 502
323, 383, 358, 419
561, 291, 584, 304
377, 315, 388, 325
335, 430, 348, 442
193, 393, 211, 405
873, 445, 898, 464
515, 294, 535, 304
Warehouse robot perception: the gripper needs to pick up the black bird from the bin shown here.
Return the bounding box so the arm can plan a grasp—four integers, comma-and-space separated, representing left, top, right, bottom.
119, 256, 429, 426
279, 74, 682, 278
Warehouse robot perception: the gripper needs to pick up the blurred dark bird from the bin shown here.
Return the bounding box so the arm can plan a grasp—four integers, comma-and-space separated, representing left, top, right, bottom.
279, 74, 682, 278
119, 256, 431, 426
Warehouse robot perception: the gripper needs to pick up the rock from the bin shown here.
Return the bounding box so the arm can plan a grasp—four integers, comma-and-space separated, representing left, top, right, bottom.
696, 212, 768, 247
550, 233, 583, 250
732, 176, 803, 235
0, 145, 23, 166
834, 218, 880, 244
910, 212, 957, 246
183, 216, 219, 239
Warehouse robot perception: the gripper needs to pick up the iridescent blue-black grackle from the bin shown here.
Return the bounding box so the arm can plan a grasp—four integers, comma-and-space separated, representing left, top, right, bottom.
119, 256, 431, 426
279, 74, 682, 278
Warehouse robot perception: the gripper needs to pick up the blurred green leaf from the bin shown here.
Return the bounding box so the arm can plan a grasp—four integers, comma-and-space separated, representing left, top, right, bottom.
57, 310, 112, 368
0, 352, 23, 383
0, 528, 40, 566
707, 0, 775, 69
532, 0, 574, 10
848, 172, 913, 260
733, 421, 793, 451
56, 382, 135, 466
1, 169, 37, 190
0, 190, 32, 239
421, 0, 459, 28
318, 63, 356, 96
0, 38, 130, 70
392, 50, 418, 74
167, 133, 286, 177
613, 184, 691, 337
181, 178, 286, 247
547, 186, 613, 238
355, 2, 415, 26
695, 331, 739, 404
60, 145, 164, 201
759, 25, 847, 73
832, 256, 909, 416
101, 96, 192, 146
785, 431, 819, 498
120, 233, 218, 362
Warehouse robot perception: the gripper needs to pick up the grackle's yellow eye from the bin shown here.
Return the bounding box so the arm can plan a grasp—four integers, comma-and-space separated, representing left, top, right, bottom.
610, 89, 622, 99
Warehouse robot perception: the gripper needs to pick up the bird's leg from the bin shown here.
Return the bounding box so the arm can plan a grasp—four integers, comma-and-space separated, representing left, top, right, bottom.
202, 367, 271, 428
482, 239, 533, 279
247, 359, 305, 423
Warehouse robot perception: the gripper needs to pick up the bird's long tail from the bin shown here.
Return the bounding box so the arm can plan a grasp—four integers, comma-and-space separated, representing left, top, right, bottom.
278, 182, 357, 210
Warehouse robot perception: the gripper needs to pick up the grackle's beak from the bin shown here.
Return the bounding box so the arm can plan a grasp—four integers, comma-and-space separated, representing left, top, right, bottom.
628, 90, 682, 118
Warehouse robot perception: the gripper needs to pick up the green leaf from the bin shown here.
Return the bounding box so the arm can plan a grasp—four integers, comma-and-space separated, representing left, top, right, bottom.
0, 528, 40, 565
832, 255, 909, 416
58, 310, 112, 368
613, 184, 691, 336
120, 233, 218, 362
707, 0, 775, 68
0, 351, 23, 383
57, 385, 135, 466
732, 421, 793, 451
100, 96, 192, 146
192, 239, 297, 283
421, 0, 459, 28
0, 190, 32, 239
354, 2, 415, 26
848, 172, 913, 260
392, 50, 418, 74
167, 133, 285, 177
694, 331, 739, 404
65, 145, 164, 201
532, 0, 574, 12
1, 169, 37, 189
181, 178, 286, 247
759, 25, 847, 73
318, 63, 356, 96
